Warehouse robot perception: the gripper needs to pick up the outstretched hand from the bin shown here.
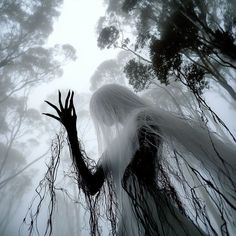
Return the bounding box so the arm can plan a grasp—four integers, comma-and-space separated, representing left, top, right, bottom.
43, 90, 77, 133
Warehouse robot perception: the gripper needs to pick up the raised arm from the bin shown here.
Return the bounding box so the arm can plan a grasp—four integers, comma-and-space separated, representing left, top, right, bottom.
43, 90, 105, 195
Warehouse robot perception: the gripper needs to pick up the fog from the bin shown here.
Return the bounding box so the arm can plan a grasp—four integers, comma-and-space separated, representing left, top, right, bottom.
0, 0, 236, 235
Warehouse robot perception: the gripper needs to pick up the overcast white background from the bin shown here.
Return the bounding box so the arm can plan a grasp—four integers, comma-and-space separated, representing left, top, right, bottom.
29, 0, 119, 108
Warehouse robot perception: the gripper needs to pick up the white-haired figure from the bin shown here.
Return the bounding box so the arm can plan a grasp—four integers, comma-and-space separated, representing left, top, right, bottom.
45, 84, 236, 236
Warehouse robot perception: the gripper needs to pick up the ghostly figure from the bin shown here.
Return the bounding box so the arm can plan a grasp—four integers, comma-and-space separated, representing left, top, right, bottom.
45, 84, 236, 236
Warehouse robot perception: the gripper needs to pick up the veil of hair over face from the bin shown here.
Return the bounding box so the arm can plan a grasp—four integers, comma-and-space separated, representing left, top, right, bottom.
89, 84, 148, 152
89, 84, 147, 124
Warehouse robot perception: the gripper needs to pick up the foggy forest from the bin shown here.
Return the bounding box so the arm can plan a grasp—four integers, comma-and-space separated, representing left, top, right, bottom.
1, 0, 236, 235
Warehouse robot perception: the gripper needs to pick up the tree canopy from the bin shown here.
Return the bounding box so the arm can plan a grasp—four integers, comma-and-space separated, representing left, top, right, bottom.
97, 0, 236, 100
90, 51, 132, 91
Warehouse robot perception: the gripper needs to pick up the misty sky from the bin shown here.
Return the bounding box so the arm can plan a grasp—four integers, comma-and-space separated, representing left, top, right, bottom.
29, 0, 119, 108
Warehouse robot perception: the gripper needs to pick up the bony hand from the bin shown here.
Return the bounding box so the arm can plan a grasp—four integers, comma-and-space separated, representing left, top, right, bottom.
43, 90, 77, 132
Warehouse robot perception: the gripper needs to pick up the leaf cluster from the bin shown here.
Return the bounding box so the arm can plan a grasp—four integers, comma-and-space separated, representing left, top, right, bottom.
98, 0, 236, 98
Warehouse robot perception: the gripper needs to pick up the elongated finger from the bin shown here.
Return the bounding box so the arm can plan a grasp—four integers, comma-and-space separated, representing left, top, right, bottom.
72, 104, 77, 119
45, 100, 61, 114
58, 90, 63, 110
65, 90, 71, 109
42, 113, 60, 121
69, 91, 74, 110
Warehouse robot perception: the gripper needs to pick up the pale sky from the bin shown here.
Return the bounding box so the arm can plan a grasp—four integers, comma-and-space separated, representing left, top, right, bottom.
29, 0, 119, 108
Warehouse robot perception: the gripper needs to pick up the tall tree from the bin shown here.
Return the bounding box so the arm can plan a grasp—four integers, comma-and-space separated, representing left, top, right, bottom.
0, 0, 76, 233
97, 0, 236, 101
90, 51, 131, 91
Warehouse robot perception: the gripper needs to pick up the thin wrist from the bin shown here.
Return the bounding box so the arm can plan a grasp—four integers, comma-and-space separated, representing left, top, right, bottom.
66, 125, 77, 135
67, 128, 78, 142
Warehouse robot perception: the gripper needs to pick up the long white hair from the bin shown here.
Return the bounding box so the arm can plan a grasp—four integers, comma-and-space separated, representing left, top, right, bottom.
89, 84, 236, 235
